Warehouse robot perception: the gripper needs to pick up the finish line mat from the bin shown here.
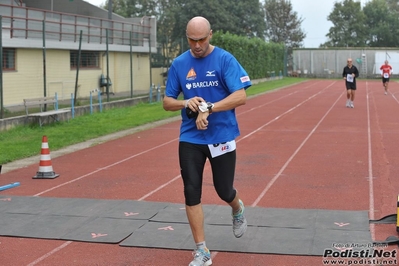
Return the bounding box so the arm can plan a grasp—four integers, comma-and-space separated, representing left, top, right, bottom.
0, 195, 372, 255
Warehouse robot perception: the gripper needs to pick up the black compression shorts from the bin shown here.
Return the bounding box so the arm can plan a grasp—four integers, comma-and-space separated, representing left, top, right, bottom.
179, 141, 237, 206
346, 82, 356, 90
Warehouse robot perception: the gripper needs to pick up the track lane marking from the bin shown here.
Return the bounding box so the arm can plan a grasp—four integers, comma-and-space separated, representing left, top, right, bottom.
27, 80, 339, 265
32, 81, 324, 197
250, 85, 343, 207
33, 138, 178, 197
366, 81, 376, 241
26, 241, 73, 266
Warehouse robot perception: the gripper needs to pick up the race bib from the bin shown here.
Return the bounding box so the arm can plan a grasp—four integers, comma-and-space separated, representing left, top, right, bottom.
346, 74, 354, 83
208, 140, 236, 158
384, 73, 389, 78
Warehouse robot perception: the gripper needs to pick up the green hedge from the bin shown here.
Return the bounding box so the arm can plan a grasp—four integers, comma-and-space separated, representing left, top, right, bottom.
212, 32, 285, 79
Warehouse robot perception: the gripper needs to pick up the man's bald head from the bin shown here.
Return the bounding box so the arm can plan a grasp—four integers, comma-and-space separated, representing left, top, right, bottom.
186, 16, 211, 38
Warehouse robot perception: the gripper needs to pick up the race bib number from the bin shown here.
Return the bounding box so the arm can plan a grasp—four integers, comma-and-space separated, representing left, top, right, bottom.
346, 74, 354, 83
384, 73, 389, 78
208, 140, 236, 158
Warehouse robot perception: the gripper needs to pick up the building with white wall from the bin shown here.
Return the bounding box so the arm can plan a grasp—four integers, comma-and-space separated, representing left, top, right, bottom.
0, 0, 158, 107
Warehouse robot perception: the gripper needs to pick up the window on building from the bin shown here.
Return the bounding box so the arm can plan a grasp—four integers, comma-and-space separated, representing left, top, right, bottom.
70, 51, 99, 69
2, 49, 16, 71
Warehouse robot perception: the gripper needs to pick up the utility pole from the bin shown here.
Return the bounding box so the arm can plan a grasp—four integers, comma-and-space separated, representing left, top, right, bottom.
141, 16, 154, 90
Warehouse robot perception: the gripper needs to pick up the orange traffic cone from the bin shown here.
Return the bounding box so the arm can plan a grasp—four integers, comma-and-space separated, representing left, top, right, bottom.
33, 135, 60, 179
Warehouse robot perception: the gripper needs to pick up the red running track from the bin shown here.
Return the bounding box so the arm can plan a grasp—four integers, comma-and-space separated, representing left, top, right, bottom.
0, 79, 398, 266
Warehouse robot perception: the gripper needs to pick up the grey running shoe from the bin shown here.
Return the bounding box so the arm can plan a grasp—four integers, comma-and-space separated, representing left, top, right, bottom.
189, 248, 212, 266
232, 199, 247, 238
346, 99, 350, 107
350, 102, 354, 108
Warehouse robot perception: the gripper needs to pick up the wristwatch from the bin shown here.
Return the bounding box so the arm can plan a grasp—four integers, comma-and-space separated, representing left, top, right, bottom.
198, 101, 214, 113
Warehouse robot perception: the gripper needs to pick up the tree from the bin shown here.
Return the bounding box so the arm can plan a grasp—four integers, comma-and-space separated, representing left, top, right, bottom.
107, 0, 268, 65
104, 0, 174, 67
105, 0, 158, 17
386, 0, 399, 12
224, 0, 266, 39
322, 0, 366, 47
155, 0, 182, 64
263, 0, 306, 48
363, 0, 399, 47
169, 0, 266, 43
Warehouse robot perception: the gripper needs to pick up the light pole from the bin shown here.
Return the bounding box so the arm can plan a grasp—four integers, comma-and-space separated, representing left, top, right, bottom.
141, 16, 154, 90
108, 0, 112, 20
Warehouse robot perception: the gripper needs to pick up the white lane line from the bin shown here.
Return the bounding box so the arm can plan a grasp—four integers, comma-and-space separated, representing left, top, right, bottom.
240, 90, 299, 116
27, 80, 337, 265
28, 173, 183, 265
239, 80, 321, 116
32, 82, 324, 197
239, 81, 337, 142
390, 92, 399, 104
366, 81, 376, 240
33, 138, 178, 197
138, 174, 182, 201
138, 83, 333, 202
26, 241, 73, 266
251, 87, 343, 207
212, 81, 339, 261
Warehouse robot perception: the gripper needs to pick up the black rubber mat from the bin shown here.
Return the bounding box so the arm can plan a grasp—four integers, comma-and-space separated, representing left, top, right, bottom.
121, 207, 372, 255
0, 195, 372, 255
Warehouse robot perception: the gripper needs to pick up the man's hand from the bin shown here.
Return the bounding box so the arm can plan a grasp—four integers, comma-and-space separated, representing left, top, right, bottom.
185, 96, 205, 112
196, 112, 210, 130
185, 96, 207, 119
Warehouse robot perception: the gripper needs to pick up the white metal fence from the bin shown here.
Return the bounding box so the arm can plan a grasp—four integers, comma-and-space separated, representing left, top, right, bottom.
292, 48, 399, 79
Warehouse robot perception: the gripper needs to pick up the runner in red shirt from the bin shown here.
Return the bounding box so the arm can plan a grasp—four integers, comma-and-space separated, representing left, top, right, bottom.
380, 60, 393, 95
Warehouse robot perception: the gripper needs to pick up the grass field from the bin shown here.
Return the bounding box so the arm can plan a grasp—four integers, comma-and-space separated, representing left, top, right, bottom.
0, 78, 306, 165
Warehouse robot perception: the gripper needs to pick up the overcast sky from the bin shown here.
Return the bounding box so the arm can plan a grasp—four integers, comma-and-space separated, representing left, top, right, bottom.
290, 0, 367, 48
84, 0, 368, 48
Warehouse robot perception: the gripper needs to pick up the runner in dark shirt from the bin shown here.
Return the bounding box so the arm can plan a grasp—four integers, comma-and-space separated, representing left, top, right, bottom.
342, 58, 359, 108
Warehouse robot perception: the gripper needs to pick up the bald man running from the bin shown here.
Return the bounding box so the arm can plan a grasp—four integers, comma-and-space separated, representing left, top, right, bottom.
163, 16, 251, 266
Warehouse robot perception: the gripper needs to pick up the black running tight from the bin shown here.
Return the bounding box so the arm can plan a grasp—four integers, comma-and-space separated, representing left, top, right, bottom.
179, 141, 237, 206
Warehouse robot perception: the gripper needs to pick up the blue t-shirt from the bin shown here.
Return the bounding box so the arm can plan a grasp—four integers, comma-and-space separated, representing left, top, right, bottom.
165, 47, 251, 145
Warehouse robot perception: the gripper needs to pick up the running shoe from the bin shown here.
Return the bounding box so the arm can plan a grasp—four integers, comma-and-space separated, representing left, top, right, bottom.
232, 199, 247, 238
350, 102, 354, 108
189, 248, 212, 266
346, 99, 350, 107
385, 91, 388, 95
